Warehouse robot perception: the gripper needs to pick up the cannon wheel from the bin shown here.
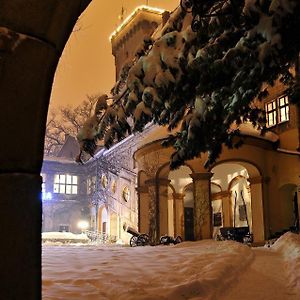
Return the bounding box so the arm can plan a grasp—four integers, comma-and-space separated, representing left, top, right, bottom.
137, 234, 149, 246
130, 236, 138, 247
160, 235, 171, 245
174, 236, 183, 244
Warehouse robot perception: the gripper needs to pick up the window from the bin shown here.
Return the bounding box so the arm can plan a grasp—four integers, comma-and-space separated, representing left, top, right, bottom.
54, 174, 78, 194
87, 176, 96, 194
265, 95, 289, 127
278, 95, 289, 122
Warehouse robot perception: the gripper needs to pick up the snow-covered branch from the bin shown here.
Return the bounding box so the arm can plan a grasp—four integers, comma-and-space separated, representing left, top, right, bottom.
78, 0, 300, 168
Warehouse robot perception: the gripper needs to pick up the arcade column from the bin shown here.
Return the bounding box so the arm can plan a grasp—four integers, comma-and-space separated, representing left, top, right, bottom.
157, 178, 171, 237
249, 176, 265, 243
190, 172, 213, 240
136, 186, 150, 234
173, 193, 185, 238
220, 191, 232, 227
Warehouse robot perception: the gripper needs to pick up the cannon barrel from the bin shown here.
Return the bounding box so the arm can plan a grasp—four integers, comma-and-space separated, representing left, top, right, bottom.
124, 225, 140, 237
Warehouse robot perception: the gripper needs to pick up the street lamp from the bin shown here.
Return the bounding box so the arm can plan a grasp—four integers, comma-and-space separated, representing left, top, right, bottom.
77, 220, 89, 233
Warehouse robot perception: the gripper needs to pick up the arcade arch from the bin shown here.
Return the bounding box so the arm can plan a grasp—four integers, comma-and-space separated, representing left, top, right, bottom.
97, 205, 109, 234
211, 161, 264, 242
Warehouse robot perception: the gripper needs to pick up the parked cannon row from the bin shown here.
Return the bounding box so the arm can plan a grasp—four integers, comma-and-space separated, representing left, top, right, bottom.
124, 225, 183, 247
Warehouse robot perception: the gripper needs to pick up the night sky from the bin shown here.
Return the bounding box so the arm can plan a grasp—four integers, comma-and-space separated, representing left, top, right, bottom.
50, 0, 179, 109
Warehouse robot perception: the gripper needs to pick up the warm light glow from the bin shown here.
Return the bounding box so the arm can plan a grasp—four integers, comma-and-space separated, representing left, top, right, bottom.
109, 5, 165, 41
77, 220, 89, 230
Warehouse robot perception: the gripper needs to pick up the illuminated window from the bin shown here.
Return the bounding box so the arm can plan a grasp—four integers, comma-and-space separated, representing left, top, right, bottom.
278, 95, 289, 123
122, 186, 130, 202
265, 95, 289, 127
54, 174, 78, 194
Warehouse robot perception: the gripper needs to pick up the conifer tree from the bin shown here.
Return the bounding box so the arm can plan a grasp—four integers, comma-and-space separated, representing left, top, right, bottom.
78, 0, 300, 168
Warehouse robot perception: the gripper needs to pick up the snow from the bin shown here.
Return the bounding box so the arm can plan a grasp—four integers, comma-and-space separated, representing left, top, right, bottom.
234, 122, 279, 143
42, 232, 300, 300
42, 232, 89, 244
272, 232, 300, 292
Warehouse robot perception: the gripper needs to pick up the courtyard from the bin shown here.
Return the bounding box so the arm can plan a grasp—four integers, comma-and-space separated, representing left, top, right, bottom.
42, 232, 300, 300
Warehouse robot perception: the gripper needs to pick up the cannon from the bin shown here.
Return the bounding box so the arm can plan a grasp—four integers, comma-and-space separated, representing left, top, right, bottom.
124, 225, 150, 247
160, 235, 183, 245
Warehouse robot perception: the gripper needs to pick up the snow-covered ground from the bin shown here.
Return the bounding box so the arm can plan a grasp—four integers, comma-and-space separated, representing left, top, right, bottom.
42, 232, 300, 300
42, 232, 90, 244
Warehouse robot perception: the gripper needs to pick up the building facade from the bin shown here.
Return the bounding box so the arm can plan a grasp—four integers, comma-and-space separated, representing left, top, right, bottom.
110, 5, 300, 245
43, 4, 300, 246
42, 133, 146, 243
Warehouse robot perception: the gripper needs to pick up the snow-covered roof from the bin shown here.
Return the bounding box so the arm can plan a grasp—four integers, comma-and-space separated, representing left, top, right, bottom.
43, 156, 77, 164
238, 122, 279, 143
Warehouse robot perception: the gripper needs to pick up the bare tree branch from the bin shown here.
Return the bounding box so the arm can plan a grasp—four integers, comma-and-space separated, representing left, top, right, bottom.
44, 94, 99, 156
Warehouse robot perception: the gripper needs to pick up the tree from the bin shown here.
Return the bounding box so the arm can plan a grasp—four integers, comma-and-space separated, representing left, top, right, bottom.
44, 94, 98, 156
78, 0, 300, 168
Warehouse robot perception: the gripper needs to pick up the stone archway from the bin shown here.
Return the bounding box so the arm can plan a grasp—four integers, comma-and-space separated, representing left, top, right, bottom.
0, 2, 93, 298
211, 160, 265, 243
160, 164, 194, 240
99, 206, 109, 234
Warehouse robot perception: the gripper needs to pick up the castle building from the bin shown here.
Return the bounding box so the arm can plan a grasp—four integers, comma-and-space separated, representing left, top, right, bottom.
110, 5, 300, 245
42, 4, 300, 245
40, 6, 166, 243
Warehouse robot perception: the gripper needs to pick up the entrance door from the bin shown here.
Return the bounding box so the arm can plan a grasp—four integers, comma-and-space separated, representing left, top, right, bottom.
184, 207, 194, 240
102, 222, 107, 233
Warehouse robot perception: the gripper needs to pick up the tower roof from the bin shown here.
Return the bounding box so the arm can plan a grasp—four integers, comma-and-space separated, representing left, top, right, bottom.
109, 5, 165, 41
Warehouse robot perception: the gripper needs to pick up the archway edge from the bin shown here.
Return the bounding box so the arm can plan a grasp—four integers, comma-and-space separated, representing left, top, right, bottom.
0, 0, 92, 51
228, 175, 248, 192
0, 1, 94, 299
209, 158, 262, 179
156, 161, 195, 179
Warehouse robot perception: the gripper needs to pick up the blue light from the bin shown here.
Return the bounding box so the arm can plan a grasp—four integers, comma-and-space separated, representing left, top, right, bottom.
42, 192, 52, 201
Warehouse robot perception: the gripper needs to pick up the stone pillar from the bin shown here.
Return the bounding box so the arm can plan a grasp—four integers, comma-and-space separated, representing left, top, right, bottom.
136, 186, 150, 234
0, 2, 92, 299
249, 176, 265, 243
0, 174, 42, 300
145, 179, 159, 244
220, 191, 232, 227
190, 173, 213, 240
173, 193, 185, 238
157, 178, 171, 237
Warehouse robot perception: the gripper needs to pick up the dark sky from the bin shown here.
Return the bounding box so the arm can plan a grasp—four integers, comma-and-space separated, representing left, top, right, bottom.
50, 0, 179, 109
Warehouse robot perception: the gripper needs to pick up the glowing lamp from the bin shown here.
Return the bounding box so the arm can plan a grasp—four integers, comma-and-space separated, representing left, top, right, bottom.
77, 220, 89, 231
